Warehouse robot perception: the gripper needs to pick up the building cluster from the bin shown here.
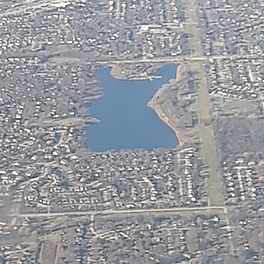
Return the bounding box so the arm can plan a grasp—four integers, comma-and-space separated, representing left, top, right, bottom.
0, 0, 194, 216
199, 0, 264, 57
0, 57, 99, 198
177, 147, 207, 205
1, 208, 264, 263
0, 0, 264, 263
214, 115, 264, 211
222, 153, 264, 206
198, 0, 264, 115
0, 212, 238, 264
208, 58, 264, 101
0, 49, 206, 216
0, 0, 188, 61
17, 147, 207, 213
228, 206, 264, 263
88, 213, 234, 263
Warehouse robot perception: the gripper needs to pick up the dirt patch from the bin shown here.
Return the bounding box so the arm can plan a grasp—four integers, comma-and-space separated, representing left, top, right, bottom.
41, 241, 57, 264
110, 65, 125, 79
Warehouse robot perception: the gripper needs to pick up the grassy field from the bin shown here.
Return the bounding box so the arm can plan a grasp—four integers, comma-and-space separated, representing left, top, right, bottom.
222, 99, 258, 114
183, 0, 224, 206
199, 125, 224, 206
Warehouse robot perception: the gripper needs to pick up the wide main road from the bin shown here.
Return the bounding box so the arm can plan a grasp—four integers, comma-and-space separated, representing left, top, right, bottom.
183, 0, 224, 206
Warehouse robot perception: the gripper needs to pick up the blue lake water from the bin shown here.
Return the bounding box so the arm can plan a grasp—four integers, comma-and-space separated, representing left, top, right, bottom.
87, 64, 178, 152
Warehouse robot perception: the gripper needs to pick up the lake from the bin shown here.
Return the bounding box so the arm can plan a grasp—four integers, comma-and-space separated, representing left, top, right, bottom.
87, 64, 178, 152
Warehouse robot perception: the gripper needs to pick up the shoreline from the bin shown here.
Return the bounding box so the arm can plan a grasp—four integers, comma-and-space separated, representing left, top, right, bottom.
110, 64, 125, 79
110, 61, 187, 146
147, 101, 186, 146
148, 62, 187, 146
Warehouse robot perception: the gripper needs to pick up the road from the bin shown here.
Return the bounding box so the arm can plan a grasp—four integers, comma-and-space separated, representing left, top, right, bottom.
15, 206, 225, 218
3, 49, 260, 65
